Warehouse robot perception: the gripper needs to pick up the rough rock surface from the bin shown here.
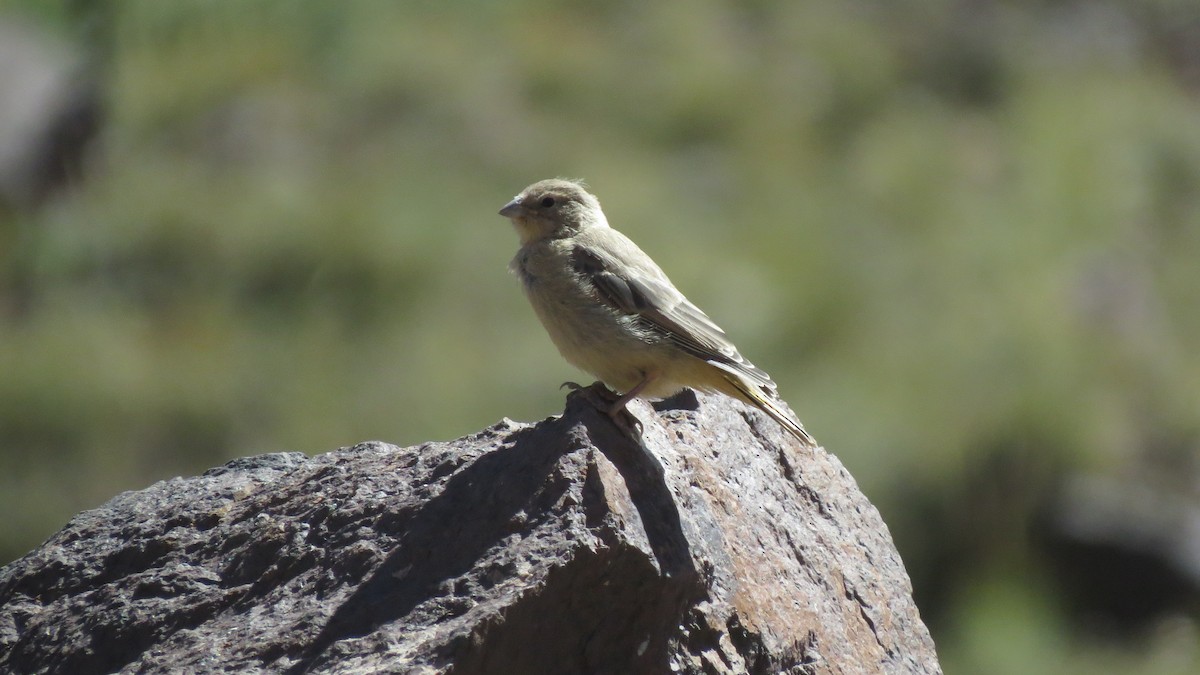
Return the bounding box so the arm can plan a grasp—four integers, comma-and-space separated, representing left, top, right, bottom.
0, 388, 940, 674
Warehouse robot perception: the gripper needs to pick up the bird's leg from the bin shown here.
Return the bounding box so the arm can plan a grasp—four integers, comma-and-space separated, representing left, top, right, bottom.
601, 373, 660, 436
607, 372, 656, 416
561, 374, 658, 437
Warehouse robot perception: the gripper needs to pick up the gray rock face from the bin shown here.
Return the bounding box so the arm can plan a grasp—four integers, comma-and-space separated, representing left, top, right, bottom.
0, 389, 940, 674
0, 18, 100, 210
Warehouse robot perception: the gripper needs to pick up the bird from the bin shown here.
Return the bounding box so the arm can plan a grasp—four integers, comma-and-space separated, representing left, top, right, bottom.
499, 178, 813, 445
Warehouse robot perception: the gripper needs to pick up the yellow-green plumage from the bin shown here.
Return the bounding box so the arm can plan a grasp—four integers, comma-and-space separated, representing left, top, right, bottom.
501, 178, 813, 445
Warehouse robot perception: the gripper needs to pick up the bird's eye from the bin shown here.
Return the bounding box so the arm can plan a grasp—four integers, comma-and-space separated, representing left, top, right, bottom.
540, 196, 556, 208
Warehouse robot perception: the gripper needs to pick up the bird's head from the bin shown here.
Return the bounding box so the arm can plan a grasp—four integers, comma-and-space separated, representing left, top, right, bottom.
499, 178, 607, 245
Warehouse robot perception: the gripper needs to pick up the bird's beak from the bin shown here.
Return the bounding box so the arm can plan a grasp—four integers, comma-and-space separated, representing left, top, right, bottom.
498, 197, 523, 218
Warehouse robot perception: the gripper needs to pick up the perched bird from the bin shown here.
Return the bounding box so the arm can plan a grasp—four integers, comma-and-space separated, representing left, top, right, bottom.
499, 178, 813, 445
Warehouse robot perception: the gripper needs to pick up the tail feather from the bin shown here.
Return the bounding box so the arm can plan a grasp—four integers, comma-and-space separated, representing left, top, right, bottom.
711, 364, 814, 445
753, 393, 814, 445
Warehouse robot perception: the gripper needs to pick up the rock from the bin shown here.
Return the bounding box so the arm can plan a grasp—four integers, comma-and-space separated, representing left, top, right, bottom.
0, 388, 940, 674
0, 18, 100, 211
1035, 471, 1200, 634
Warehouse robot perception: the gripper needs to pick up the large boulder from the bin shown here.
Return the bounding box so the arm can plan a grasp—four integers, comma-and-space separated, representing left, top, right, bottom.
0, 388, 940, 674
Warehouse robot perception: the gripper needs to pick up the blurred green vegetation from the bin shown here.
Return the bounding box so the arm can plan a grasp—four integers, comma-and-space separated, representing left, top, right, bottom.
2, 1, 1199, 672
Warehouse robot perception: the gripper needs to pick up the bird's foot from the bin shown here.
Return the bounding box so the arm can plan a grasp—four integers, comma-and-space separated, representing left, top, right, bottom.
608, 405, 643, 437
561, 381, 644, 437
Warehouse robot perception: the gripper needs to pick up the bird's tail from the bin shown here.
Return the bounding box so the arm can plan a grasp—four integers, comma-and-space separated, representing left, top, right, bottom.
711, 364, 814, 445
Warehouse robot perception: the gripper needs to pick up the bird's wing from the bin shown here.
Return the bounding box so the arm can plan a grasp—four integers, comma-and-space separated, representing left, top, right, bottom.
571, 237, 776, 388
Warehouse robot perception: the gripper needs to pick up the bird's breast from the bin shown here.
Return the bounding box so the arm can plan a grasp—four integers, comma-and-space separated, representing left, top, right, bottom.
510, 248, 538, 288
513, 240, 673, 390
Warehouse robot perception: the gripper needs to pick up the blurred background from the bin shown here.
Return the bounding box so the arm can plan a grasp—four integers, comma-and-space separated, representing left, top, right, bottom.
1, 1, 1198, 672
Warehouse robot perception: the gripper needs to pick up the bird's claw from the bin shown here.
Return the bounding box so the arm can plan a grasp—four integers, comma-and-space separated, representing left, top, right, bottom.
561, 381, 643, 438
559, 381, 586, 392
562, 381, 617, 404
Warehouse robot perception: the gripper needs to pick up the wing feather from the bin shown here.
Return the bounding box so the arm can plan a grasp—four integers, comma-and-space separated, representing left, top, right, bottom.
571, 243, 776, 389
570, 234, 812, 444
